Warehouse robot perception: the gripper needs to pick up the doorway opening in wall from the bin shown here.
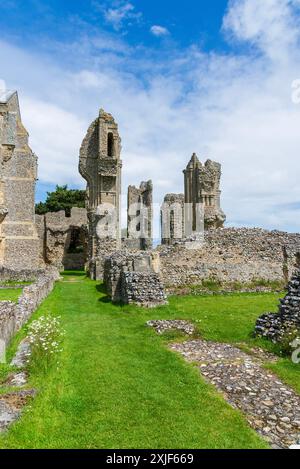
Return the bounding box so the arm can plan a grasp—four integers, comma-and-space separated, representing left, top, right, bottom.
63, 227, 86, 271
67, 227, 84, 254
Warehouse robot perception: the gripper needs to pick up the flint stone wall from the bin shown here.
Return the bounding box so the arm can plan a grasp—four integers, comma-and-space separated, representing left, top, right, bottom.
37, 208, 88, 271
255, 269, 300, 342
104, 251, 167, 307
158, 228, 300, 289
0, 267, 59, 346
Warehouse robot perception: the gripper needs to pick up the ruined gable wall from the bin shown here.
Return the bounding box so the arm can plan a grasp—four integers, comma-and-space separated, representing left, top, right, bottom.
158, 228, 300, 289
37, 208, 88, 271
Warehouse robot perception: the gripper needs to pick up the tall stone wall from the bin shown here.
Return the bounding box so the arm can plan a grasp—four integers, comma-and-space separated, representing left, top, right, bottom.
161, 193, 185, 246
0, 90, 41, 278
36, 208, 88, 271
184, 153, 226, 230
126, 180, 153, 250
158, 228, 300, 289
79, 109, 122, 280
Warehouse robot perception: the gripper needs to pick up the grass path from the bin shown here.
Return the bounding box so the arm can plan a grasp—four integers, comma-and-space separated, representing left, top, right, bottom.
0, 274, 292, 449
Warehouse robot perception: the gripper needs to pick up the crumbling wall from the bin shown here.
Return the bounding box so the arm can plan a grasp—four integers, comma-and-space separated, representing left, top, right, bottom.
158, 228, 300, 289
79, 109, 122, 279
104, 251, 167, 307
126, 180, 153, 250
37, 208, 88, 271
255, 269, 300, 342
161, 193, 185, 245
0, 267, 59, 346
0, 90, 41, 276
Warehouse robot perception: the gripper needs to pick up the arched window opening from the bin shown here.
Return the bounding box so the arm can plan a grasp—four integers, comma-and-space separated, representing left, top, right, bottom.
107, 132, 114, 157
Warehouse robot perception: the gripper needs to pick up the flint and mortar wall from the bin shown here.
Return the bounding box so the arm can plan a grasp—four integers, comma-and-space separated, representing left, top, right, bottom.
158, 228, 300, 289
0, 267, 59, 346
36, 208, 88, 271
104, 251, 167, 307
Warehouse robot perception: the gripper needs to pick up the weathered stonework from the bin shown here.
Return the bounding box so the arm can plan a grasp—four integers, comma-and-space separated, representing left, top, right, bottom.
0, 267, 59, 346
161, 193, 185, 245
0, 90, 40, 277
126, 180, 153, 250
79, 109, 122, 279
104, 251, 167, 307
255, 269, 300, 342
158, 227, 300, 290
161, 154, 226, 245
36, 207, 88, 271
184, 154, 226, 230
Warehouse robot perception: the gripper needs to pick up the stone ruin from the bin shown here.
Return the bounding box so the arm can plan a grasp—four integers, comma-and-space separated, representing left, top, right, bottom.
104, 251, 167, 308
0, 90, 40, 279
1, 93, 300, 309
125, 180, 153, 250
255, 269, 300, 342
79, 109, 123, 280
161, 153, 226, 246
36, 208, 88, 271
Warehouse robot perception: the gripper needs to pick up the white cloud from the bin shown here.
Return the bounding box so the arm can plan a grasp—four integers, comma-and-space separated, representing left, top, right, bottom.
103, 2, 141, 30
150, 25, 170, 37
1, 0, 300, 233
0, 79, 6, 91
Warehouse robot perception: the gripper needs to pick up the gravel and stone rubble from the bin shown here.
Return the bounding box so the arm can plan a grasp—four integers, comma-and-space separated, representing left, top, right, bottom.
0, 340, 33, 432
170, 339, 300, 449
147, 320, 195, 335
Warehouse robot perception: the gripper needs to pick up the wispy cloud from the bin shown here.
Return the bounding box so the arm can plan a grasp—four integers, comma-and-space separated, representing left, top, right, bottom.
150, 25, 170, 37
1, 0, 300, 233
97, 1, 142, 31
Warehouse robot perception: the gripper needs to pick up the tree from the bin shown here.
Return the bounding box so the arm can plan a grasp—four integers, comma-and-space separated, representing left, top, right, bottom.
35, 185, 86, 217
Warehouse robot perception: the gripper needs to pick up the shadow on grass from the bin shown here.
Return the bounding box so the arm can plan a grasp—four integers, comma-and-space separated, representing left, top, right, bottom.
62, 270, 86, 277
96, 284, 125, 306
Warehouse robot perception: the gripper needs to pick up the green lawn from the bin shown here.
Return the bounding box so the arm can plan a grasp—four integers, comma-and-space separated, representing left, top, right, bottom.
0, 288, 22, 303
0, 274, 298, 449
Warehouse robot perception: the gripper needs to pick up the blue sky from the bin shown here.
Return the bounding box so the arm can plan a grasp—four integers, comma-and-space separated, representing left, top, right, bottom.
1, 0, 300, 234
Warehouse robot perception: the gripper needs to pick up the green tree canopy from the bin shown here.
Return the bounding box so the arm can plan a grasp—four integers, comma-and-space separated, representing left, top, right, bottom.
35, 185, 86, 217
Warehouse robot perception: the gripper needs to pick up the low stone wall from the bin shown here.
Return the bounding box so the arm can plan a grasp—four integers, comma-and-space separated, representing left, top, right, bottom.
0, 267, 59, 346
104, 251, 167, 307
121, 272, 167, 308
0, 268, 44, 283
255, 269, 300, 342
158, 228, 300, 289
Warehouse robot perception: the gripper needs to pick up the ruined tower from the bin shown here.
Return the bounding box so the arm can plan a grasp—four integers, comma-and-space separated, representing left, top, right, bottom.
0, 90, 40, 276
79, 109, 122, 279
127, 180, 153, 250
161, 193, 184, 245
183, 153, 226, 230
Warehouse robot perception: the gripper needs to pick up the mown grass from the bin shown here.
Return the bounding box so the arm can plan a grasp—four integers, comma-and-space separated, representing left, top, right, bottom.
0, 274, 271, 449
0, 288, 23, 303
0, 275, 298, 449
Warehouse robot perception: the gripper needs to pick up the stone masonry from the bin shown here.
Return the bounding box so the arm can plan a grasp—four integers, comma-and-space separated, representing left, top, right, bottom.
184, 153, 226, 230
0, 267, 59, 346
161, 193, 185, 246
79, 109, 122, 280
255, 269, 300, 342
104, 250, 167, 307
36, 207, 88, 271
126, 180, 153, 250
161, 154, 226, 245
158, 227, 300, 290
0, 90, 40, 277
